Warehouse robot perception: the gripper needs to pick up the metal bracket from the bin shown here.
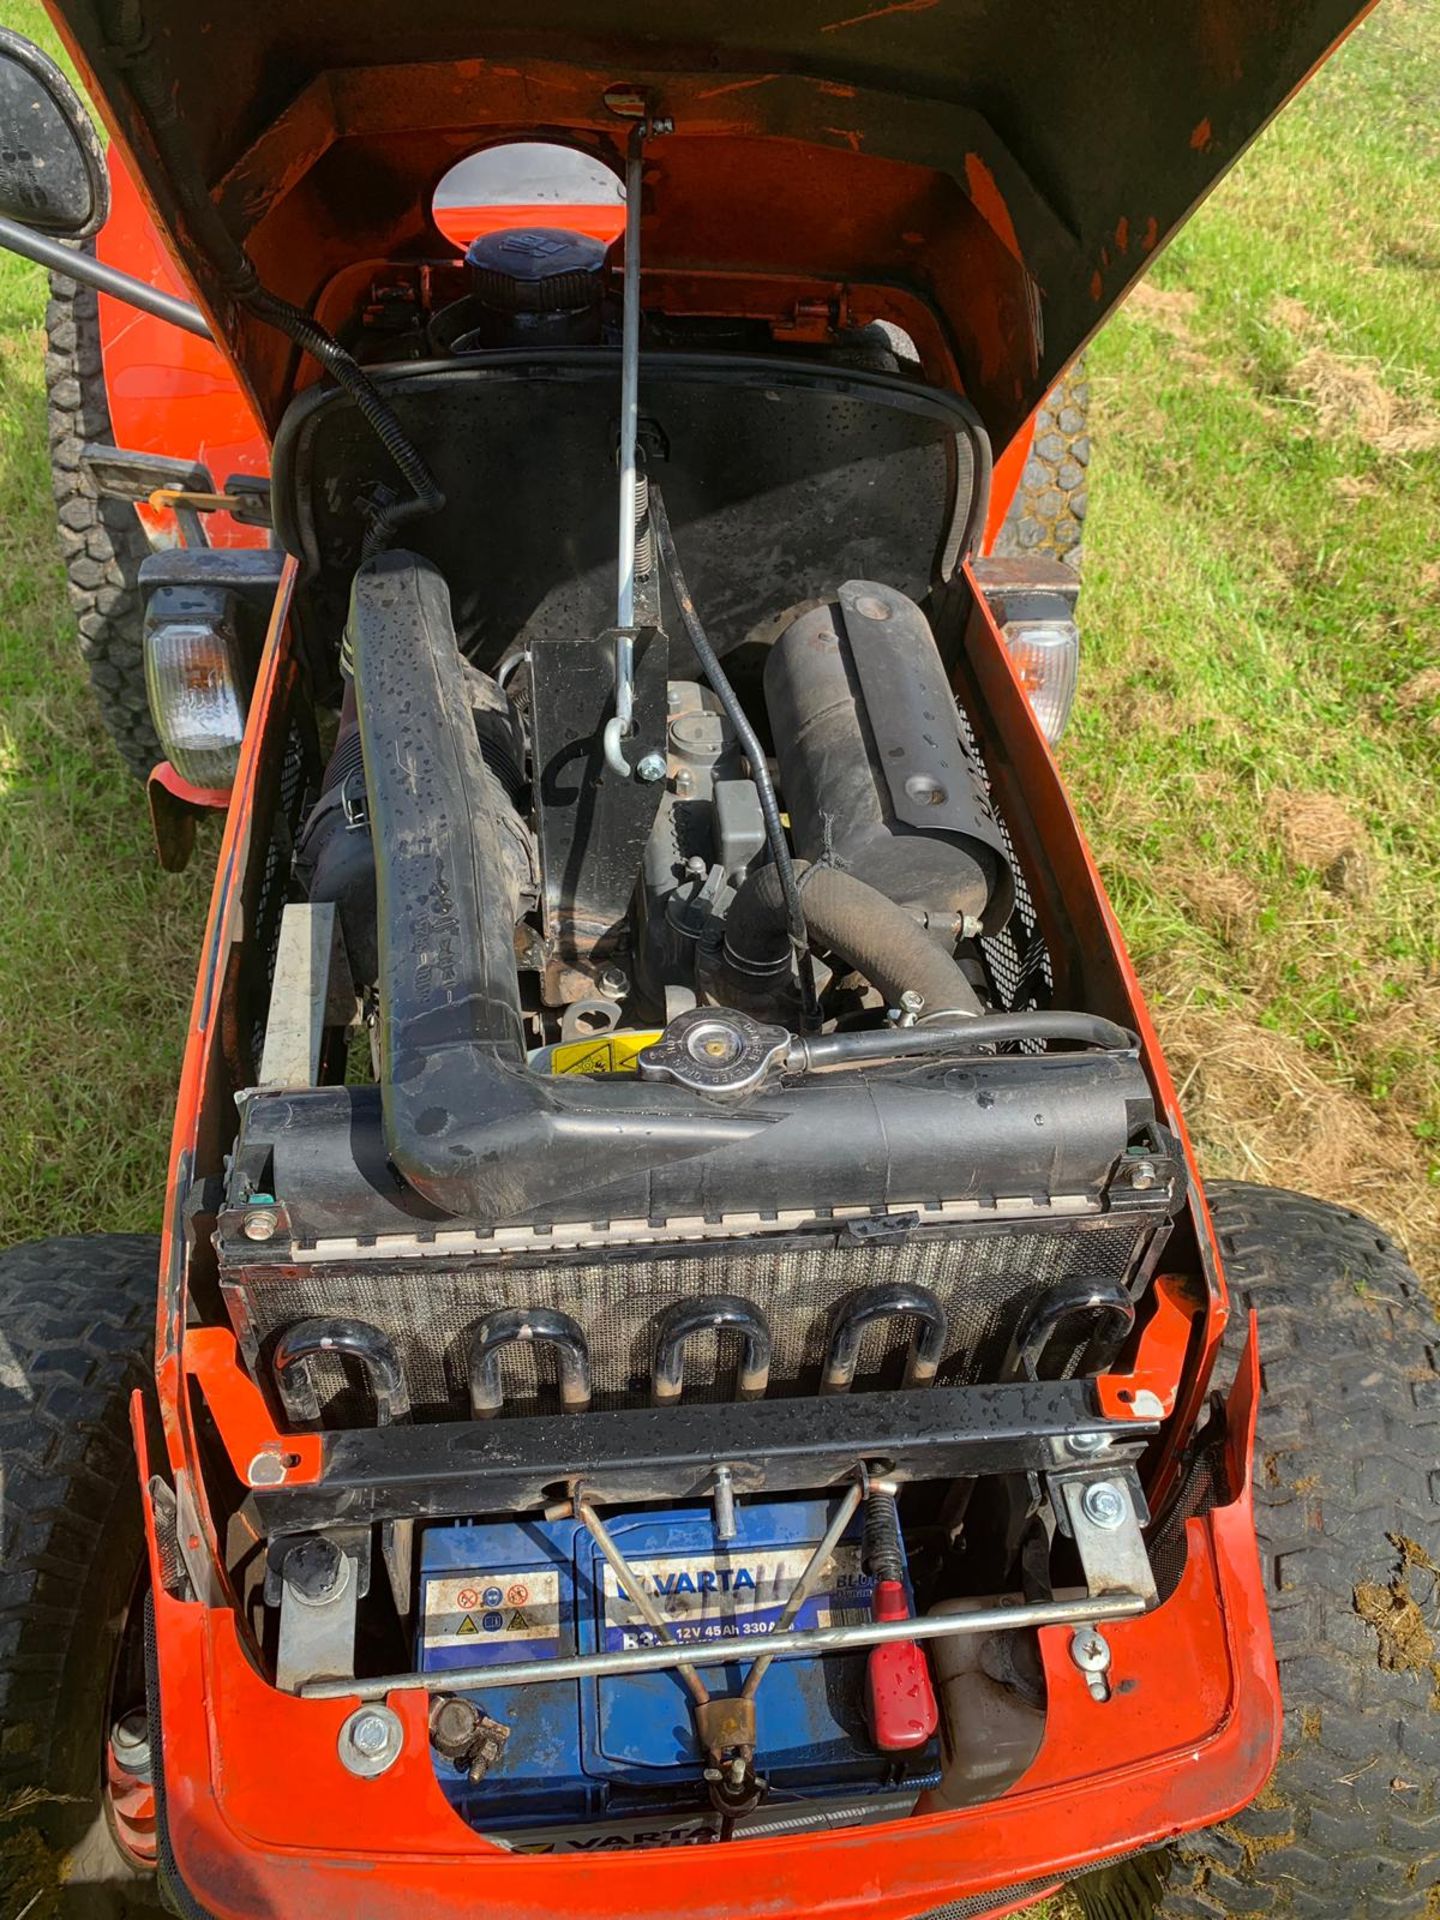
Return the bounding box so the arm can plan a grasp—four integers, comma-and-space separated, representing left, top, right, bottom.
257, 902, 354, 1091
272, 1535, 363, 1691
1051, 1465, 1157, 1608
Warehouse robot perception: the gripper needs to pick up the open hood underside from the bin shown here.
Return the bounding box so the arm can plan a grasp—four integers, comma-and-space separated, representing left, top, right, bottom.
53, 0, 1372, 445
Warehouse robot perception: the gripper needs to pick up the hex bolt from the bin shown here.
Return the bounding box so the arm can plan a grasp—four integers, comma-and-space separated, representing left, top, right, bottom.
243, 1207, 280, 1243
338, 1705, 403, 1778
1080, 1480, 1128, 1531
596, 963, 630, 1002
635, 751, 668, 783
1129, 1158, 1158, 1190
898, 989, 925, 1027
1064, 1431, 1110, 1458
352, 1713, 389, 1755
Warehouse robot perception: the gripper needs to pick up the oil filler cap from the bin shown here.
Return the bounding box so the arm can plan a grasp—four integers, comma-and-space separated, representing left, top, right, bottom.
462, 227, 607, 346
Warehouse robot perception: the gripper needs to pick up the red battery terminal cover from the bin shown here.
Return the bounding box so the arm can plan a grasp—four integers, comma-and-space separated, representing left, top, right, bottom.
865, 1579, 939, 1752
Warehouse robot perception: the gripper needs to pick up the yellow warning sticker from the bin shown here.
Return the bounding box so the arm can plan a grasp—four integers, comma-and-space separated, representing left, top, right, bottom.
547, 1031, 662, 1077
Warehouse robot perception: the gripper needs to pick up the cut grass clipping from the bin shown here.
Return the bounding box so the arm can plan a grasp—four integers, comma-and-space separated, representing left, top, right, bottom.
0, 5, 1435, 1298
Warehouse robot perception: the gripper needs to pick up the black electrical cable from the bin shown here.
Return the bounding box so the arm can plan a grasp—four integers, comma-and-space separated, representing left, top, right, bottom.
244, 289, 445, 555
648, 483, 818, 1022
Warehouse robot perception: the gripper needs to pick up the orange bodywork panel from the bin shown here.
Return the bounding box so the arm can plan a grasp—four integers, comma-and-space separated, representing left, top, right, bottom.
93, 150, 1032, 551
131, 556, 1277, 1919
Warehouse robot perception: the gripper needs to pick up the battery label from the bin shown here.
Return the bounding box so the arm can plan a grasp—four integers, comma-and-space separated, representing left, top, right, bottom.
423, 1570, 562, 1661
600, 1544, 872, 1650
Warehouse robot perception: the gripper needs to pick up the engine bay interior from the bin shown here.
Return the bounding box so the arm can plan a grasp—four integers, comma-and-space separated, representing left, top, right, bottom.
180, 144, 1197, 1853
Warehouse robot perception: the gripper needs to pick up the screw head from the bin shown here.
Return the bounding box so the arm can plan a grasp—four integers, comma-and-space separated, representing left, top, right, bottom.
243, 1207, 280, 1243
635, 751, 668, 783
1070, 1626, 1112, 1674
1080, 1480, 1128, 1531
899, 989, 926, 1015
339, 1705, 403, 1778
1129, 1158, 1158, 1190
247, 1448, 288, 1488
1064, 1431, 1110, 1457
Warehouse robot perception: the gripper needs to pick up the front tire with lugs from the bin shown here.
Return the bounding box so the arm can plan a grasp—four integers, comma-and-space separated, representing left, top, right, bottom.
0, 1235, 162, 1917
1074, 1182, 1440, 1918
45, 266, 160, 782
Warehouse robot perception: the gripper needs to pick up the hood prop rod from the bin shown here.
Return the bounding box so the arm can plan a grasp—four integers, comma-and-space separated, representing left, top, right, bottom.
603, 117, 664, 780
0, 215, 211, 338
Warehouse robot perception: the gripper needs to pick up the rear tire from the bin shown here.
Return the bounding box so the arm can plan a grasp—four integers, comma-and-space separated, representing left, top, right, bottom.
45, 263, 161, 783
1073, 1182, 1440, 1918
993, 359, 1088, 572
0, 1235, 163, 1917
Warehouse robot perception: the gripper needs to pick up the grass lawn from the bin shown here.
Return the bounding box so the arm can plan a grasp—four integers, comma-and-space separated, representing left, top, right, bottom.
1073, 0, 1440, 1280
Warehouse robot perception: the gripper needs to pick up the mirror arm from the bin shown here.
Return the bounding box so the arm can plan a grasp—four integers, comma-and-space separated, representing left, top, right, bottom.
0, 215, 211, 340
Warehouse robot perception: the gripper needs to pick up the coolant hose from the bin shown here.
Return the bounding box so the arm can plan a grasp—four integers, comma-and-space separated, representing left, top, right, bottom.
725, 861, 983, 1020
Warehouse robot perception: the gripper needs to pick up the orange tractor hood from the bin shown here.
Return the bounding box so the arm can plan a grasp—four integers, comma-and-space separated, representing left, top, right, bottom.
51, 0, 1372, 446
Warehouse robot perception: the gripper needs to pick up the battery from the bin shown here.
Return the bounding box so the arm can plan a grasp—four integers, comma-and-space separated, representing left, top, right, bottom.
418, 1493, 940, 1846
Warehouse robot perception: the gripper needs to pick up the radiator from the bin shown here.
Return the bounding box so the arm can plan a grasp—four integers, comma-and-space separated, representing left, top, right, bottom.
224, 1212, 1163, 1428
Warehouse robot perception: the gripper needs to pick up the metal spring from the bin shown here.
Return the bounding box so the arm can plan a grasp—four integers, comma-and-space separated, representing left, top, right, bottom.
863, 1487, 906, 1585
633, 471, 654, 582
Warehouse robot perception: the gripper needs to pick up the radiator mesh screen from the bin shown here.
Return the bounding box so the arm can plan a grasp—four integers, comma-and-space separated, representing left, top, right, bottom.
231, 1217, 1154, 1426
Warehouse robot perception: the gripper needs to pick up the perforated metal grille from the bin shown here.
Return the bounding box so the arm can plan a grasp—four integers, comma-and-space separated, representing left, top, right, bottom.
912, 1842, 1158, 1918
250, 720, 314, 1067
952, 700, 1054, 1027
234, 1216, 1154, 1425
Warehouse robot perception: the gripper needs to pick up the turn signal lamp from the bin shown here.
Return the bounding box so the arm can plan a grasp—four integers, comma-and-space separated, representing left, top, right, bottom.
143, 588, 248, 789
1000, 617, 1080, 745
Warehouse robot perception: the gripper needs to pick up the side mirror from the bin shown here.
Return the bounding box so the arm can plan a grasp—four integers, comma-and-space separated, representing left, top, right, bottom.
0, 27, 108, 238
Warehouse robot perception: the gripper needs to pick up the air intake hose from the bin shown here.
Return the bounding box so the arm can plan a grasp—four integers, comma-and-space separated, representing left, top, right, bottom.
724, 861, 982, 1020
350, 552, 766, 1220
352, 552, 530, 1081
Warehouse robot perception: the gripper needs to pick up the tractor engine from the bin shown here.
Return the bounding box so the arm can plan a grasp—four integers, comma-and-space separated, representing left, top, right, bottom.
212, 225, 1175, 1851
